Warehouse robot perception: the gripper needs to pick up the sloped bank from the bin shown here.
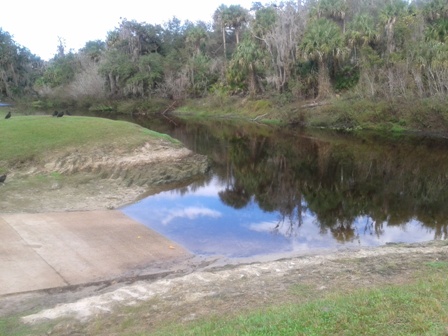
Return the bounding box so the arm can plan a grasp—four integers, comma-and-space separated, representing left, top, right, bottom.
45, 141, 209, 187
0, 139, 209, 213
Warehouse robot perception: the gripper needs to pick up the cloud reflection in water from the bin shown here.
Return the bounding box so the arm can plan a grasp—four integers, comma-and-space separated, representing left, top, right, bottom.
122, 177, 438, 258
161, 207, 221, 225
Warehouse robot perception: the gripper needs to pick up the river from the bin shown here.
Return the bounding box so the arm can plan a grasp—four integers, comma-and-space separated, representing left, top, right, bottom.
118, 116, 448, 258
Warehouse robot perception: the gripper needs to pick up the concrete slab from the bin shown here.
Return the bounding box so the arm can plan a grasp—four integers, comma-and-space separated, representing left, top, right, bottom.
0, 218, 67, 294
0, 211, 190, 295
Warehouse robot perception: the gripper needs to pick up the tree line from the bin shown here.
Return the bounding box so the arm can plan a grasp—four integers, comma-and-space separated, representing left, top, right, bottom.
1, 0, 447, 105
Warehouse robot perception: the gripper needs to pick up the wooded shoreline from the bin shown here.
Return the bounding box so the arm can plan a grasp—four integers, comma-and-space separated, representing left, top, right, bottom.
1, 0, 446, 134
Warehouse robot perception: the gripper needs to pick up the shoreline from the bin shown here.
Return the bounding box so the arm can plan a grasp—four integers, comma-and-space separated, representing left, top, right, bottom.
2, 239, 445, 324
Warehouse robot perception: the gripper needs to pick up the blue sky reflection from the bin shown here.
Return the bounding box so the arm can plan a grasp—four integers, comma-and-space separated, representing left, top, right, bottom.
122, 177, 437, 258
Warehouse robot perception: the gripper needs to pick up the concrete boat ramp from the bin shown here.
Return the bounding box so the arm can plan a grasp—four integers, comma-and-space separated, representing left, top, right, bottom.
0, 210, 190, 296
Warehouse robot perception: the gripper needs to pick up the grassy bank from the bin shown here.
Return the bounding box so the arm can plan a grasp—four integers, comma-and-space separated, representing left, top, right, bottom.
15, 97, 174, 116
19, 93, 448, 134
0, 113, 176, 169
175, 95, 448, 134
158, 275, 448, 335
305, 97, 448, 134
91, 260, 448, 336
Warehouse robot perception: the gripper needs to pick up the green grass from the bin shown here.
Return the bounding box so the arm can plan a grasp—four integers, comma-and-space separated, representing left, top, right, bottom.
0, 115, 175, 167
425, 261, 448, 270
153, 273, 448, 336
0, 315, 56, 336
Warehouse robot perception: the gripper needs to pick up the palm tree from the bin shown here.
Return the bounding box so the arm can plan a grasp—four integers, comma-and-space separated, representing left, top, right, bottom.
186, 53, 211, 97
226, 5, 250, 45
185, 25, 208, 55
228, 38, 264, 96
213, 4, 250, 54
346, 14, 378, 63
425, 18, 448, 43
378, 0, 408, 56
213, 5, 230, 60
251, 5, 277, 37
423, 0, 448, 23
317, 0, 349, 33
300, 18, 344, 99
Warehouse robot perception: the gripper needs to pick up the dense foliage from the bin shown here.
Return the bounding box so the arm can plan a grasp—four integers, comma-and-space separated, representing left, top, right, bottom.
0, 29, 43, 99
1, 0, 447, 105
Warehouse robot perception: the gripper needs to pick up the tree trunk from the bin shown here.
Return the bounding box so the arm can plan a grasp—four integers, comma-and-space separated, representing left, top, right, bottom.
317, 58, 331, 99
222, 26, 227, 76
385, 17, 396, 55
108, 72, 118, 96
248, 63, 258, 98
412, 69, 425, 98
387, 67, 394, 99
222, 26, 227, 60
0, 70, 12, 98
9, 64, 18, 86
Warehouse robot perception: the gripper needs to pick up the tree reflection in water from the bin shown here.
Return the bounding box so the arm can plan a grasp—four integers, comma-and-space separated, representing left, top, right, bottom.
146, 118, 448, 244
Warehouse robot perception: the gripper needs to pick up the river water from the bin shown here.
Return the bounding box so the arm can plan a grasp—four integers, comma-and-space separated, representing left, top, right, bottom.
120, 116, 448, 258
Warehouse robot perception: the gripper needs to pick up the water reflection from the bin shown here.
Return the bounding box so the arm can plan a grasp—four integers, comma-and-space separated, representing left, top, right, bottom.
122, 118, 448, 258
123, 177, 289, 257
122, 177, 437, 258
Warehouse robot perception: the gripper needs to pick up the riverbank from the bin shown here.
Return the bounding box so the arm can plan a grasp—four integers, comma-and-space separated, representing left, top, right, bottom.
12, 94, 448, 136
0, 115, 209, 213
1, 107, 447, 335
174, 96, 448, 135
2, 240, 447, 335
0, 113, 214, 332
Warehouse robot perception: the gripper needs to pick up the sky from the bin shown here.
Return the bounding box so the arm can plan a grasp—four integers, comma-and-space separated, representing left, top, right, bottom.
0, 0, 255, 61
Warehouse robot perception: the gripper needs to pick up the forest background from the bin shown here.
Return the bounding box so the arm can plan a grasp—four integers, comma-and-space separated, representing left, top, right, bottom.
1, 0, 447, 131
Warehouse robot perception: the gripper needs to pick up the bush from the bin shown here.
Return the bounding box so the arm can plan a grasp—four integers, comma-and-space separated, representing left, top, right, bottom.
333, 65, 360, 92
245, 99, 272, 113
